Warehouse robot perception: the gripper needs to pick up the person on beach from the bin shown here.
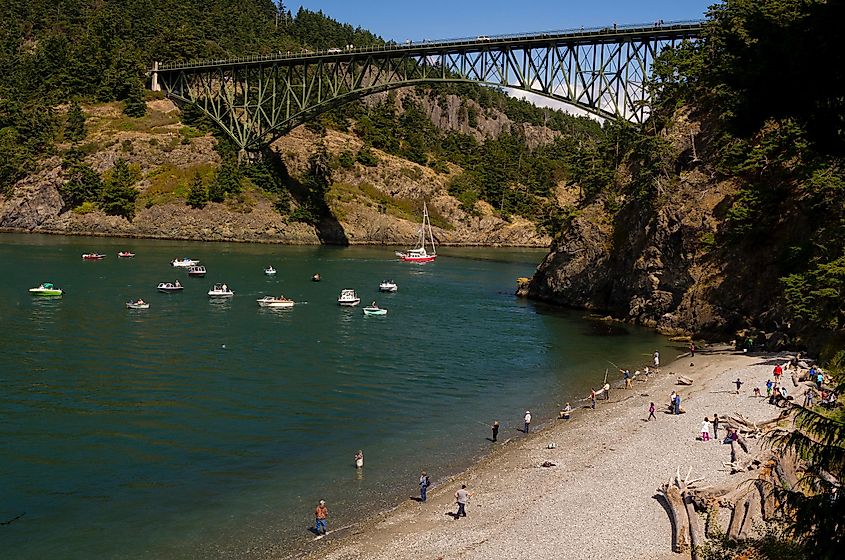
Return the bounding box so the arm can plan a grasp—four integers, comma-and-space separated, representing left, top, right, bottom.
491, 421, 500, 442
648, 402, 656, 421
454, 484, 471, 518
674, 394, 682, 415
419, 471, 430, 502
523, 410, 531, 433
653, 351, 660, 368
804, 387, 815, 408
644, 366, 650, 380
766, 379, 773, 398
560, 403, 572, 420
712, 414, 720, 439
603, 382, 611, 400
591, 389, 597, 409
689, 342, 696, 357
753, 387, 761, 398
622, 369, 632, 389
354, 450, 364, 468
314, 500, 328, 535
734, 378, 744, 394
700, 417, 711, 441
773, 364, 783, 380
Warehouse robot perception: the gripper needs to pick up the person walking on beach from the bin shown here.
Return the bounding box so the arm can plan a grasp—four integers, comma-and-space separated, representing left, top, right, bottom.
689, 342, 696, 357
491, 421, 500, 442
804, 387, 815, 408
591, 389, 597, 409
766, 379, 774, 398
653, 351, 660, 368
603, 382, 611, 400
773, 364, 783, 381
712, 414, 720, 439
648, 401, 656, 421
419, 471, 430, 502
734, 378, 744, 394
674, 394, 682, 415
523, 410, 531, 433
454, 484, 471, 518
314, 500, 328, 535
700, 417, 711, 441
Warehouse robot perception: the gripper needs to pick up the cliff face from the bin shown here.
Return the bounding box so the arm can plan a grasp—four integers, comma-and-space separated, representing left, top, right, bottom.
0, 96, 552, 247
521, 110, 784, 338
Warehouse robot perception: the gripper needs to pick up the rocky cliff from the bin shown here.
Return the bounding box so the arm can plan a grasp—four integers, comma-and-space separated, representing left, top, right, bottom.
0, 96, 551, 247
520, 109, 788, 339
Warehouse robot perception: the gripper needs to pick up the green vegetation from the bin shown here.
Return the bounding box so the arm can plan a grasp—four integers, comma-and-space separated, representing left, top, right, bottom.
186, 172, 208, 209
650, 0, 845, 338
64, 101, 86, 143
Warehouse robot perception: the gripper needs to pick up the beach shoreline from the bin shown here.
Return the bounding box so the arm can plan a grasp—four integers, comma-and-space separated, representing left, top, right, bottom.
287, 346, 792, 560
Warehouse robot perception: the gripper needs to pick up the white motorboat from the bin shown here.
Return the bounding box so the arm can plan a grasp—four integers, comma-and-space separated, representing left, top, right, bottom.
378, 281, 398, 293
126, 300, 149, 309
208, 283, 234, 298
264, 266, 277, 276
171, 257, 199, 268
337, 289, 360, 306
363, 305, 387, 316
257, 295, 294, 308
187, 265, 207, 277
29, 282, 63, 297
396, 202, 437, 263
158, 281, 184, 293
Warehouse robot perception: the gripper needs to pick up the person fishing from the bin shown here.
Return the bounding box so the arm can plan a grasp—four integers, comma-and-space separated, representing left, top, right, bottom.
523, 410, 531, 433
419, 471, 430, 502
314, 500, 328, 535
491, 421, 500, 442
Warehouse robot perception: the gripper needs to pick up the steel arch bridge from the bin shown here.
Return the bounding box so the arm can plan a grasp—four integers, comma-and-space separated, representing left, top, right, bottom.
152, 20, 702, 152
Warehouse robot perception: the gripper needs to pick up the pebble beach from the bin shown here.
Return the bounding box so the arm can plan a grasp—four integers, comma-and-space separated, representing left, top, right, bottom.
296, 346, 793, 560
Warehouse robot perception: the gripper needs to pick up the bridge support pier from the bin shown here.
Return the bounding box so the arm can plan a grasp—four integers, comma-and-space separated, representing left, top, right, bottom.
150, 61, 160, 92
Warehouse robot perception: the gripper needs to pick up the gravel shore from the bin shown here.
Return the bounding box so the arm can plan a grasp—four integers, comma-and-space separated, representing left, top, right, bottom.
296, 347, 789, 560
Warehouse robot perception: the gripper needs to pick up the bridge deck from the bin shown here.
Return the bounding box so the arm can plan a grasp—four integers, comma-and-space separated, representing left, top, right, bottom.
156, 20, 704, 71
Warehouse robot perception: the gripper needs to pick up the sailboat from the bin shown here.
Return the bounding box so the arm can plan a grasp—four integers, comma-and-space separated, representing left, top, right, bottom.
395, 201, 437, 263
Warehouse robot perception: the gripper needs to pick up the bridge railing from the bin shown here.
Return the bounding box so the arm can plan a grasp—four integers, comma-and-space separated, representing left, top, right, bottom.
155, 19, 704, 71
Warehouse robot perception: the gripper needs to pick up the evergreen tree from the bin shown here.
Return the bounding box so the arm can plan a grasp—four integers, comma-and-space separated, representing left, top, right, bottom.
60, 164, 103, 209
186, 172, 208, 209
65, 101, 86, 143
100, 158, 138, 219
123, 79, 147, 118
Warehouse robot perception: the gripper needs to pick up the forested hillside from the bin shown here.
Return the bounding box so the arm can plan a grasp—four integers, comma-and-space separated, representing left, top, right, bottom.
523, 0, 845, 348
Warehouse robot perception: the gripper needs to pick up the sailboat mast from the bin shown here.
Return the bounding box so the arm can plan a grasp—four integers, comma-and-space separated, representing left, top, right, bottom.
425, 202, 436, 254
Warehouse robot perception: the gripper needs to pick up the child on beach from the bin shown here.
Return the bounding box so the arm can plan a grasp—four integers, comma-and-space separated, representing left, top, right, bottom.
734, 378, 744, 394
700, 417, 711, 441
648, 402, 656, 421
591, 389, 597, 409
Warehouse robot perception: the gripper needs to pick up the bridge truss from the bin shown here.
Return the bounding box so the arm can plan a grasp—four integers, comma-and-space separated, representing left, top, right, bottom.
154, 21, 702, 152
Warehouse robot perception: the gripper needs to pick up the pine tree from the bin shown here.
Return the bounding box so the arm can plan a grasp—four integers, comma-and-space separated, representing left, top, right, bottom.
123, 79, 147, 118
100, 159, 138, 219
186, 172, 208, 209
65, 101, 86, 143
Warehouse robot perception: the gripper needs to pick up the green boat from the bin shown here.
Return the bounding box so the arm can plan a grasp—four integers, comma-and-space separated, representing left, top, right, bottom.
29, 282, 63, 297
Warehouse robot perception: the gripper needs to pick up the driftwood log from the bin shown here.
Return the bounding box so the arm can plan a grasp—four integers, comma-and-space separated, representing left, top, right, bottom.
677, 375, 694, 385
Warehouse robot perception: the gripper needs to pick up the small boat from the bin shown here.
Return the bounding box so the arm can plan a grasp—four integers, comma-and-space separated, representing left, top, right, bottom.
29, 282, 63, 296
126, 300, 149, 309
264, 266, 277, 276
208, 283, 234, 298
337, 289, 360, 307
363, 304, 387, 316
378, 281, 398, 293
187, 265, 207, 277
257, 295, 295, 308
311, 273, 321, 282
395, 202, 437, 263
82, 253, 106, 260
117, 251, 135, 258
157, 281, 184, 293
171, 257, 199, 268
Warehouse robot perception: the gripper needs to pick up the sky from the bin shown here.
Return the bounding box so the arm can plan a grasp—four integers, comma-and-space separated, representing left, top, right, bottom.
292, 0, 717, 43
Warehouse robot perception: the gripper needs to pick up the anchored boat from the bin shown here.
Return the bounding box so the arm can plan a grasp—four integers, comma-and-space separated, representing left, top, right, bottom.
208, 283, 234, 298
187, 265, 207, 277
82, 253, 106, 260
264, 266, 277, 276
171, 257, 199, 268
157, 281, 184, 293
126, 299, 149, 309
117, 251, 135, 258
395, 202, 437, 263
257, 295, 294, 308
337, 289, 360, 307
29, 282, 63, 296
378, 281, 398, 293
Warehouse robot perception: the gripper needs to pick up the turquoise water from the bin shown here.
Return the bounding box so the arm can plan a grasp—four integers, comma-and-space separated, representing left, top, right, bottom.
0, 233, 676, 559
